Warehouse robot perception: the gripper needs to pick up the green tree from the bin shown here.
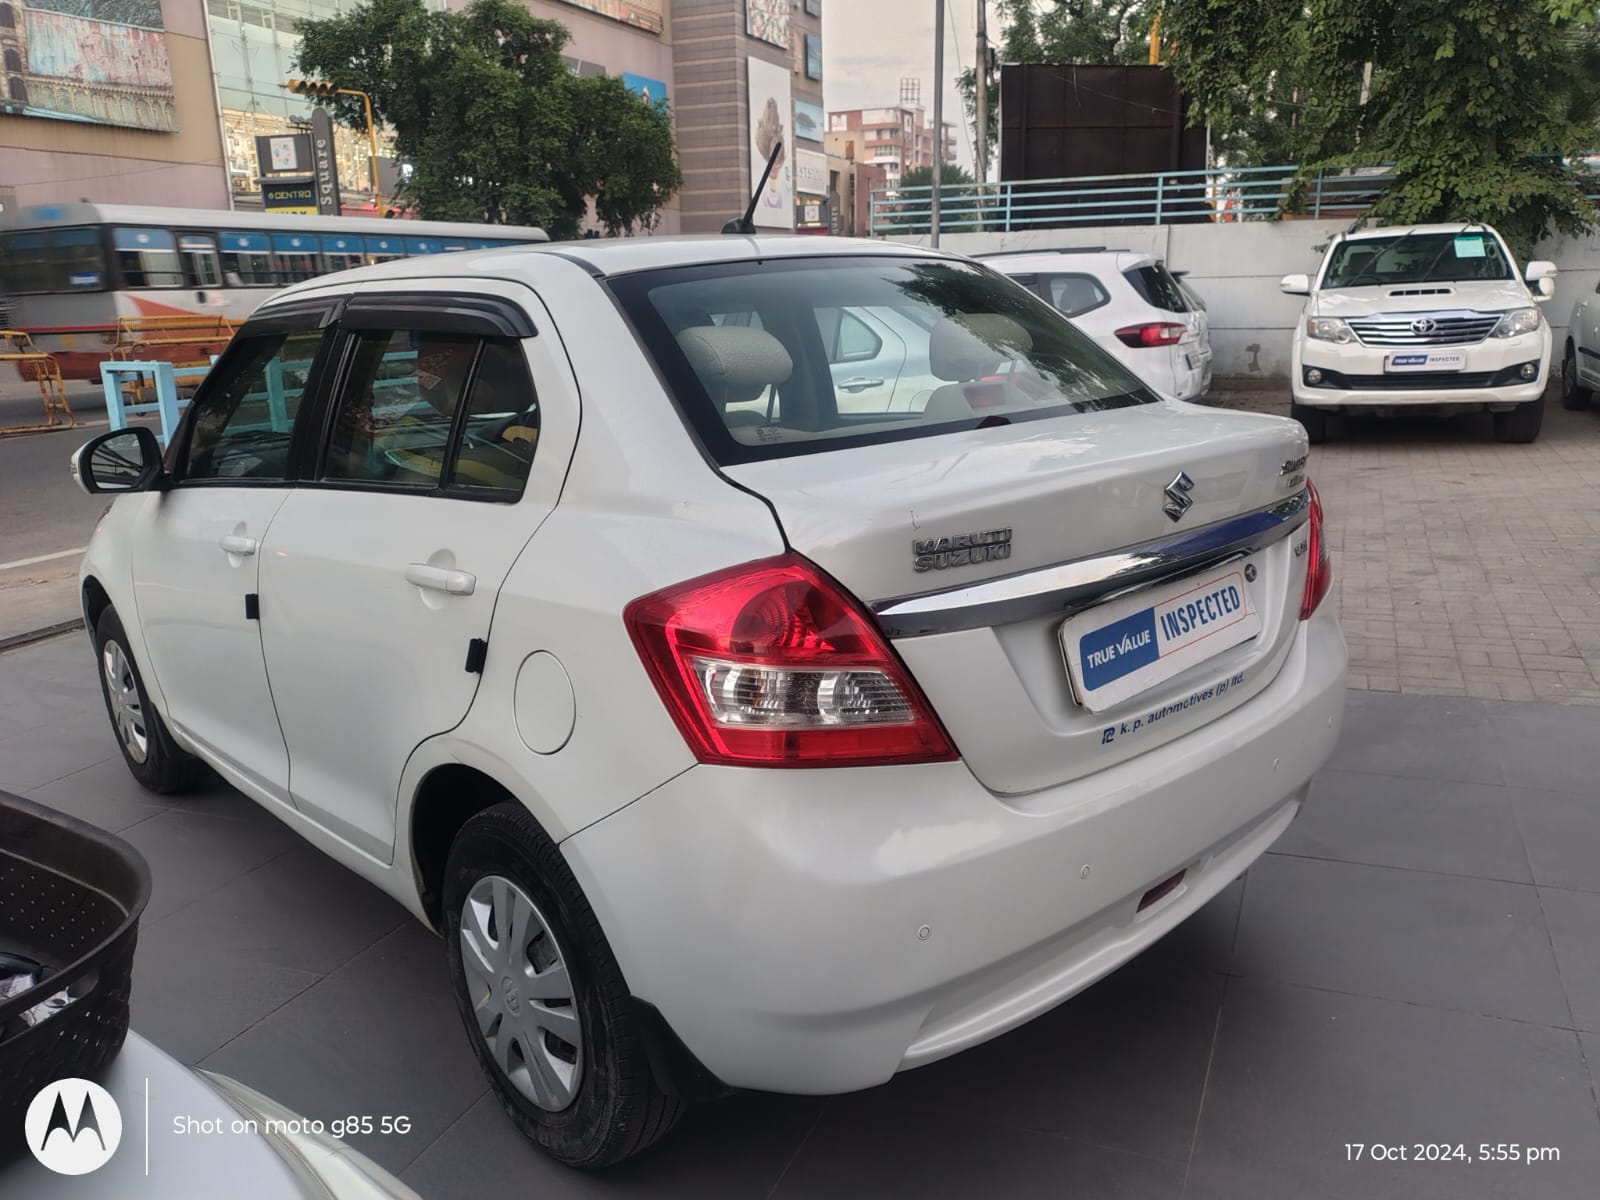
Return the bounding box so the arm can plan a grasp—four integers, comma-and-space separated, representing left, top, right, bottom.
295, 0, 681, 238
1163, 0, 1600, 248
890, 163, 978, 234
958, 0, 1152, 171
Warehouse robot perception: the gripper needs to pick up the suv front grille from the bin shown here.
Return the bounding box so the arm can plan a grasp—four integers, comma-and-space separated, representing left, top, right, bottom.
1348, 313, 1501, 346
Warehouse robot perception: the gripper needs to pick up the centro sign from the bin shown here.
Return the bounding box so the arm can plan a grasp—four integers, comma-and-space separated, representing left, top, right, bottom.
310, 108, 343, 216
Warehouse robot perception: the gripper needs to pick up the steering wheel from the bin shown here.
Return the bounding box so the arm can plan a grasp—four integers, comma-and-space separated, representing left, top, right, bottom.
487, 409, 539, 443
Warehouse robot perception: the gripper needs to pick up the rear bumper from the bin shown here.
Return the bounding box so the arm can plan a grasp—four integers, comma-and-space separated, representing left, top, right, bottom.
563, 607, 1347, 1095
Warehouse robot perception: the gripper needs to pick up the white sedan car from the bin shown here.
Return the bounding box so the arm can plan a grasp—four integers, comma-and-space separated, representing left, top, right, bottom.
72, 236, 1346, 1167
983, 249, 1213, 401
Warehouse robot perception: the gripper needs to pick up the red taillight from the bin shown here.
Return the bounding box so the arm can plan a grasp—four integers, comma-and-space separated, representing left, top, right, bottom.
1299, 479, 1332, 620
624, 554, 958, 768
1114, 322, 1187, 348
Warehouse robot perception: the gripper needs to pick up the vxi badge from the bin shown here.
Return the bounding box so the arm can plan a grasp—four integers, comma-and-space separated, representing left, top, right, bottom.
913, 528, 1013, 572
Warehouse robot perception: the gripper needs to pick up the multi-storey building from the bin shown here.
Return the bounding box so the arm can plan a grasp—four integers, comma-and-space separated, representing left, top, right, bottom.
826, 88, 957, 194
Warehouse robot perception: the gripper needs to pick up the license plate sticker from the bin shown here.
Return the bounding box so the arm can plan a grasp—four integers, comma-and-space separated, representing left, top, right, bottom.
1060, 567, 1260, 713
1386, 351, 1465, 373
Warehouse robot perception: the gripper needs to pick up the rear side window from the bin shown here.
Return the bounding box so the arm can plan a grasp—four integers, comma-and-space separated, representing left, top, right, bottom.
1123, 264, 1190, 313
611, 257, 1153, 466
183, 328, 325, 481
1045, 273, 1110, 318
321, 330, 537, 495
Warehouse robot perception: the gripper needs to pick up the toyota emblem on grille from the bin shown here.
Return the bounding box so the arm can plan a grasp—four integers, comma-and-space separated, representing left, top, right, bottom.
1411, 317, 1439, 336
1163, 472, 1196, 522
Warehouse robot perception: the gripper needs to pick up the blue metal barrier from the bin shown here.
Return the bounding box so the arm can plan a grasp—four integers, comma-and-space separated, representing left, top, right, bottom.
99, 361, 187, 448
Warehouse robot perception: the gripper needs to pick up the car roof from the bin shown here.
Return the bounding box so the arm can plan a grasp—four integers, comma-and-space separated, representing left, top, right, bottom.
1339, 222, 1500, 242
980, 249, 1152, 274
269, 234, 964, 303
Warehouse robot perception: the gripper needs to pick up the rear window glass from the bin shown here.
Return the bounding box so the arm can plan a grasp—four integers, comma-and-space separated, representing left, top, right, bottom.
610, 257, 1154, 465
1123, 264, 1190, 313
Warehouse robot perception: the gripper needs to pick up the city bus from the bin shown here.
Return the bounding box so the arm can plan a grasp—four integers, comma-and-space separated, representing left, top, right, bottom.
0, 203, 549, 379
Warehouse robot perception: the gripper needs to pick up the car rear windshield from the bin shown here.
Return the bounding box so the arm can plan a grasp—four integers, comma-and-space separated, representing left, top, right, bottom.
1322, 231, 1514, 288
1123, 263, 1191, 313
609, 256, 1155, 465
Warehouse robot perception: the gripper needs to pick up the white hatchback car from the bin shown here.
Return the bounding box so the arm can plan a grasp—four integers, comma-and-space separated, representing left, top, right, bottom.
984, 249, 1213, 402
72, 237, 1346, 1167
1282, 222, 1557, 443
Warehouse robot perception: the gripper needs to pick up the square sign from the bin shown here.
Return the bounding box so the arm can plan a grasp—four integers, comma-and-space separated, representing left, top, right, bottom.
256, 133, 312, 174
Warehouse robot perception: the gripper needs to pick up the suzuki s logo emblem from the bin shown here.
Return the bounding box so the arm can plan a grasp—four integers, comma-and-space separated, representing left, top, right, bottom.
25, 1078, 123, 1175
1163, 472, 1196, 522
1410, 318, 1439, 336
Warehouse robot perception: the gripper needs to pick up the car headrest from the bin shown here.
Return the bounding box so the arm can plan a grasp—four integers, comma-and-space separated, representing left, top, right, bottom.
929, 314, 1034, 381
676, 326, 793, 407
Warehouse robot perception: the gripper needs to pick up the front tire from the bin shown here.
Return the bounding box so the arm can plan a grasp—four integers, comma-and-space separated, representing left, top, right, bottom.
1493, 391, 1545, 443
1290, 400, 1334, 444
443, 802, 682, 1168
94, 608, 206, 795
1561, 343, 1592, 411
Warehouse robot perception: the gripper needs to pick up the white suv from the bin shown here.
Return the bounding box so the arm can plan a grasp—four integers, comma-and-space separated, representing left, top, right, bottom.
1282, 222, 1557, 443
985, 249, 1213, 402
71, 237, 1346, 1167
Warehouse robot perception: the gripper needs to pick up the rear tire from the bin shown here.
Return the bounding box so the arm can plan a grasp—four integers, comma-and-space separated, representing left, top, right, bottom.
443, 802, 682, 1168
1290, 401, 1334, 444
1561, 344, 1591, 411
1493, 392, 1545, 443
94, 608, 206, 795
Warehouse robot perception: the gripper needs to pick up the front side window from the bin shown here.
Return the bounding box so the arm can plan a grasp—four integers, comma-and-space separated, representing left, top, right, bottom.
1322, 231, 1515, 289
183, 328, 325, 481
113, 227, 182, 289
611, 257, 1154, 465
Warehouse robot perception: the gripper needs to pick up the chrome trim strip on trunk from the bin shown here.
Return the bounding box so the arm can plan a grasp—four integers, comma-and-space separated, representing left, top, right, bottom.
873, 490, 1311, 638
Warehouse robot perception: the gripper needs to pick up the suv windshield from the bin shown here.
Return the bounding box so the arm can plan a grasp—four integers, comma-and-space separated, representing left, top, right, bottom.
1322, 231, 1514, 288
610, 257, 1154, 465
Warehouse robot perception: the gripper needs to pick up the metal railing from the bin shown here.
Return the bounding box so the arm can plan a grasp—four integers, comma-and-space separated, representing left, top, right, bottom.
867, 162, 1600, 236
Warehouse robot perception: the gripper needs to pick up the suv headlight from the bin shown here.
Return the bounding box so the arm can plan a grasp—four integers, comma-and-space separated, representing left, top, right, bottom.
1306, 316, 1357, 344
1490, 307, 1542, 338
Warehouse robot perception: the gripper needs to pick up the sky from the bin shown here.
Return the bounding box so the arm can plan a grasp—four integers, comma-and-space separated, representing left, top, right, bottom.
823, 1, 998, 174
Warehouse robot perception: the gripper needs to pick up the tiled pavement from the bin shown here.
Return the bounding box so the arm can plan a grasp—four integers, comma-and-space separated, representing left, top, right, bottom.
1217, 389, 1600, 704
4, 632, 1600, 1199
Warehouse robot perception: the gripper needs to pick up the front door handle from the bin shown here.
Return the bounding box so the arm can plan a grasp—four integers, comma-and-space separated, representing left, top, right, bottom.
839, 377, 885, 393
405, 563, 477, 596
219, 534, 258, 556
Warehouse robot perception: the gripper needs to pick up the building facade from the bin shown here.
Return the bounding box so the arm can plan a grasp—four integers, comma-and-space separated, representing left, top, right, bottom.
826, 101, 957, 194
671, 0, 824, 234
0, 0, 228, 209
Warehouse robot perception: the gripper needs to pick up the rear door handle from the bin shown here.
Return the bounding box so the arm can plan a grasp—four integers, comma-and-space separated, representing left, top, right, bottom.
405, 563, 477, 596
219, 534, 257, 556
839, 377, 885, 393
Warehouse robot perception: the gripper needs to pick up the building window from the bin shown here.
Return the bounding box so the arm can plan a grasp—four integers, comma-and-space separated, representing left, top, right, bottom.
0, 3, 14, 28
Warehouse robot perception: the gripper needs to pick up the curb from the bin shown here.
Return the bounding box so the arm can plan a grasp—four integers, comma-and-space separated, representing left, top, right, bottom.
0, 619, 85, 654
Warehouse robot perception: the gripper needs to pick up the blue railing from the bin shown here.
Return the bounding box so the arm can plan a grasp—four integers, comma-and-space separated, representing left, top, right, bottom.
867, 163, 1600, 235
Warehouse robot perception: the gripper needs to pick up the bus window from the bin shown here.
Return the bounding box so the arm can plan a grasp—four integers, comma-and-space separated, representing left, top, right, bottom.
0, 232, 50, 294
113, 228, 183, 288
179, 234, 222, 288
54, 228, 107, 291
364, 235, 404, 265
320, 234, 363, 273
405, 237, 441, 255
271, 233, 319, 284
218, 231, 273, 285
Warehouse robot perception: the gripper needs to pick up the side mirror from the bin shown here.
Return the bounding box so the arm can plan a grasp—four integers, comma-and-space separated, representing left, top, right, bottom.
1525, 260, 1557, 301
70, 427, 166, 496
1279, 273, 1311, 296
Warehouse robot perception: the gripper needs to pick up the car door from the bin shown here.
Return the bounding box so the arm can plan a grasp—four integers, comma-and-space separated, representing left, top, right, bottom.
255, 281, 577, 863
817, 306, 907, 413
1578, 286, 1600, 386
126, 299, 340, 801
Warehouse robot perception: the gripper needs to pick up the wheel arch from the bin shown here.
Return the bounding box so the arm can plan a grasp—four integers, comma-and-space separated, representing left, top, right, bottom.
82, 573, 114, 633
409, 762, 530, 932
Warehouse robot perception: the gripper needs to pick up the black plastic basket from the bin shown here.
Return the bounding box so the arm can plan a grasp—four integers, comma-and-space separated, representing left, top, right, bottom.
0, 790, 151, 1140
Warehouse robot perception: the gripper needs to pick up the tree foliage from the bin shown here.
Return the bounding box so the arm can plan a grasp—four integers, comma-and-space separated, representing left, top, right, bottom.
295, 0, 681, 237
890, 163, 978, 235
1163, 0, 1600, 249
958, 0, 1152, 170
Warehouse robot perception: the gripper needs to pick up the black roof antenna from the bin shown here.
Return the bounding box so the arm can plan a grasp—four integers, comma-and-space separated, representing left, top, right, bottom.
724, 139, 783, 235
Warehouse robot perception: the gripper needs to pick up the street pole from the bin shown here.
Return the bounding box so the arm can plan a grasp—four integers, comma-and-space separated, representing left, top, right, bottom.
975, 0, 988, 187
931, 0, 944, 247
339, 88, 383, 214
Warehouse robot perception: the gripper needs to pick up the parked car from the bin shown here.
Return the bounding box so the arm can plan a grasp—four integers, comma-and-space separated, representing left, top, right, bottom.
1559, 286, 1600, 414
1281, 222, 1556, 443
70, 236, 1346, 1167
983, 248, 1213, 402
